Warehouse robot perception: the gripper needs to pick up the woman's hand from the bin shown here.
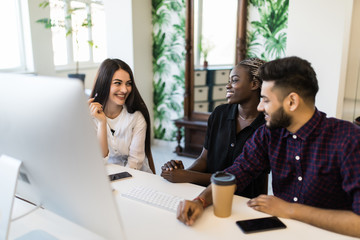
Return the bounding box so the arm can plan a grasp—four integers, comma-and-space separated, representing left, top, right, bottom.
161, 169, 190, 183
160, 160, 187, 183
161, 160, 184, 171
88, 98, 106, 122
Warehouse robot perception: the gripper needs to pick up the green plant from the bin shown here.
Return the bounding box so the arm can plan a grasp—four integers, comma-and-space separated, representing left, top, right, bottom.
246, 30, 262, 58
36, 0, 95, 74
247, 0, 288, 60
198, 36, 214, 63
152, 0, 185, 140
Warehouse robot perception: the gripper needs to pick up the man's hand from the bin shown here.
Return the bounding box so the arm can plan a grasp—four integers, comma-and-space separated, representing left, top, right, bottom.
177, 199, 204, 226
248, 195, 360, 238
247, 195, 294, 218
161, 169, 189, 183
161, 160, 184, 171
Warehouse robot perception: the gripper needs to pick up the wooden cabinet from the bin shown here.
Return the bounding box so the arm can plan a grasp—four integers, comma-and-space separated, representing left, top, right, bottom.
174, 118, 207, 158
193, 68, 231, 113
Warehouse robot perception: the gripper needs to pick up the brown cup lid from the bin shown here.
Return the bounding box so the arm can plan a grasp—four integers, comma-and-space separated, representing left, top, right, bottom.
211, 171, 235, 186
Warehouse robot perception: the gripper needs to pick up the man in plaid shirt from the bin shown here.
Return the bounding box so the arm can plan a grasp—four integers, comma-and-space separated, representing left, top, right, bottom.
177, 56, 360, 238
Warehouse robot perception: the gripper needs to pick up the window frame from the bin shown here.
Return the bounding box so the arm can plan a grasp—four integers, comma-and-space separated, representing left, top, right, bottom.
51, 0, 104, 71
0, 0, 31, 73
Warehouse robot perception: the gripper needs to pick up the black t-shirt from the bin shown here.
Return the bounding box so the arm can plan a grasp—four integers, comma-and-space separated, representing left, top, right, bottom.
204, 104, 268, 198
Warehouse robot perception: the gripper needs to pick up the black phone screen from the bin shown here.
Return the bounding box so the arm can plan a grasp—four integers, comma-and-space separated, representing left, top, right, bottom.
109, 172, 132, 181
236, 216, 286, 234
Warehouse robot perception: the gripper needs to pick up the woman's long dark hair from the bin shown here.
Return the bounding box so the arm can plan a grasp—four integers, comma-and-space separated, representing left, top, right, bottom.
91, 58, 155, 173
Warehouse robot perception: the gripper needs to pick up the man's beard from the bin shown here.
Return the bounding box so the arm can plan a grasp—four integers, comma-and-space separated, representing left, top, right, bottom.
266, 106, 291, 129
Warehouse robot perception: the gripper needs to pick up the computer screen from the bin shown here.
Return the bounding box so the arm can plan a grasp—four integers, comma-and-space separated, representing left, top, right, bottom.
0, 73, 126, 239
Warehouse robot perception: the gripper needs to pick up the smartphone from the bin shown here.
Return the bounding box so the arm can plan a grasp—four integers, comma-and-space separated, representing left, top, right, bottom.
109, 172, 132, 181
236, 216, 286, 234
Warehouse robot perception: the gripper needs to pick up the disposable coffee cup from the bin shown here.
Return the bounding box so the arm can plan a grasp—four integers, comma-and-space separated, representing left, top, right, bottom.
211, 171, 236, 218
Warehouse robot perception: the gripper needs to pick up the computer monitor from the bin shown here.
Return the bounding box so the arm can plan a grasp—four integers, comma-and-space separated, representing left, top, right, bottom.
0, 73, 126, 239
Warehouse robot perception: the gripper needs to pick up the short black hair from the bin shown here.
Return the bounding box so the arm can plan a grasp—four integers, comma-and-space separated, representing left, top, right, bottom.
259, 56, 319, 102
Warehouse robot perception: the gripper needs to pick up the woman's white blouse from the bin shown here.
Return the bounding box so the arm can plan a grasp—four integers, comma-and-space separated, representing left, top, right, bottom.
94, 106, 151, 173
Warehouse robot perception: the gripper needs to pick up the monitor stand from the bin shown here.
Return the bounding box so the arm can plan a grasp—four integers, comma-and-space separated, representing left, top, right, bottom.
0, 155, 59, 240
0, 154, 22, 240
15, 230, 58, 240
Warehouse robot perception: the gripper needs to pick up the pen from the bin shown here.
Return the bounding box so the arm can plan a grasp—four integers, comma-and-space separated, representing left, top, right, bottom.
93, 93, 102, 113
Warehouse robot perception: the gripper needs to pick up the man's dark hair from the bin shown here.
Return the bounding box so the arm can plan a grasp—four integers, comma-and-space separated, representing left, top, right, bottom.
259, 56, 319, 102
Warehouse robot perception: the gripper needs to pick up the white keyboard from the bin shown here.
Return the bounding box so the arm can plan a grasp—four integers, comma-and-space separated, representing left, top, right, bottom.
121, 186, 184, 213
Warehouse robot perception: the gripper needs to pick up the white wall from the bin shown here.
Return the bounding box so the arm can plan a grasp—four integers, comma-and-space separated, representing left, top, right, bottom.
104, 0, 134, 65
104, 0, 153, 138
132, 0, 153, 131
286, 0, 354, 117
27, 0, 56, 76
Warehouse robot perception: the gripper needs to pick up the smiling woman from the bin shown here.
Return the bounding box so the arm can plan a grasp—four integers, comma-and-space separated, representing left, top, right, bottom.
88, 58, 156, 174
161, 58, 269, 198
106, 70, 133, 112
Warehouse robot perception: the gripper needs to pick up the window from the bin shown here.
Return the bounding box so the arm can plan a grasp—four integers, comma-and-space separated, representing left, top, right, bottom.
0, 0, 29, 72
194, 0, 238, 67
48, 0, 106, 68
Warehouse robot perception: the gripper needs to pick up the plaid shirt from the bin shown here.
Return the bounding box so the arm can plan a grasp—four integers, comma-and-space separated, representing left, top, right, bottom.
225, 109, 360, 214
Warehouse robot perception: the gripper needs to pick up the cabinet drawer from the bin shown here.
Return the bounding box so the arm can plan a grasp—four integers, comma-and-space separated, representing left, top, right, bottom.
194, 102, 209, 112
194, 70, 207, 86
214, 69, 230, 84
194, 86, 209, 101
213, 100, 228, 110
212, 85, 227, 100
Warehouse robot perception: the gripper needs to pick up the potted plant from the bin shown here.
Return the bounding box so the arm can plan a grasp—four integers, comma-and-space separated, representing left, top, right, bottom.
36, 0, 95, 83
198, 36, 214, 69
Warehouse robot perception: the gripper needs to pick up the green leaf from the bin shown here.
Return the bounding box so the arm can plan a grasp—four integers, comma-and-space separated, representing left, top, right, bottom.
264, 32, 287, 59
152, 8, 171, 28
39, 1, 49, 8
88, 40, 98, 48
169, 52, 182, 63
36, 18, 53, 29
172, 74, 184, 86
173, 24, 185, 36
152, 31, 168, 60
68, 7, 86, 15
152, 0, 165, 13
66, 29, 72, 37
154, 123, 166, 139
169, 1, 182, 12
249, 0, 264, 7
153, 81, 167, 106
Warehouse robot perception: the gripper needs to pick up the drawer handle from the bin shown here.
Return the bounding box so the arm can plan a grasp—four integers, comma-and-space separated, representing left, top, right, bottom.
218, 88, 223, 91
198, 89, 203, 93
196, 73, 200, 76
221, 72, 226, 75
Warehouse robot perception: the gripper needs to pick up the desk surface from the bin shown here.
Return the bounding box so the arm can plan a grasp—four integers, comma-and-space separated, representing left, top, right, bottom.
9, 164, 357, 240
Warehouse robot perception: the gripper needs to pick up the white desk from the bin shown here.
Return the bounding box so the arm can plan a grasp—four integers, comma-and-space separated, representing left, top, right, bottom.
9, 164, 358, 240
